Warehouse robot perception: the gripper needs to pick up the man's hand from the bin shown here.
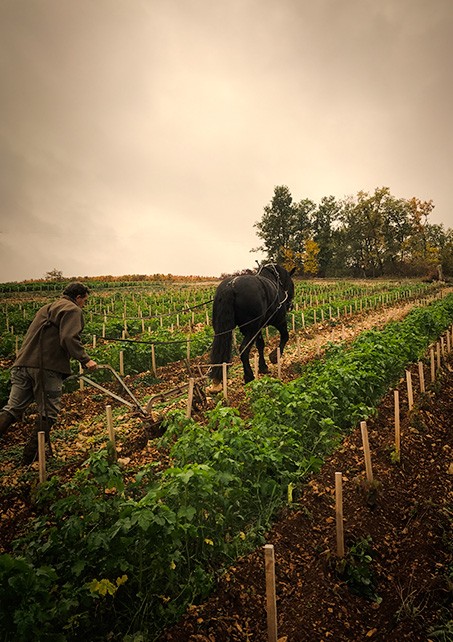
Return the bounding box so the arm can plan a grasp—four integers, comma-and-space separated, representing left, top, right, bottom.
85, 359, 98, 371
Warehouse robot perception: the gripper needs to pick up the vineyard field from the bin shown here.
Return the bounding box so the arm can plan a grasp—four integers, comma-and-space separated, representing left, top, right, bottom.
0, 277, 452, 641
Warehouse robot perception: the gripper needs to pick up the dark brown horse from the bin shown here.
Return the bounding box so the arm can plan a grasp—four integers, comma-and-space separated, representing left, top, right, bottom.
208, 263, 295, 388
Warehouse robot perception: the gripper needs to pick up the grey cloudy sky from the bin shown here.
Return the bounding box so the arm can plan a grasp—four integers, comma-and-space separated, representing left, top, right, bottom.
1, 0, 452, 282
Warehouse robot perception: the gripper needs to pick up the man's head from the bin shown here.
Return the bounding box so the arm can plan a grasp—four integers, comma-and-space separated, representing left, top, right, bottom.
63, 282, 90, 307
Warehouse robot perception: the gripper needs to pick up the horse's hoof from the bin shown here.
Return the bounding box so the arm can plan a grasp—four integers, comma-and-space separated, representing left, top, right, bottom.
269, 349, 277, 364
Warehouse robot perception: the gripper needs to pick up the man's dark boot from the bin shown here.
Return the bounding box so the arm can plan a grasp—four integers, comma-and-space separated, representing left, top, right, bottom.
0, 410, 15, 437
21, 418, 54, 465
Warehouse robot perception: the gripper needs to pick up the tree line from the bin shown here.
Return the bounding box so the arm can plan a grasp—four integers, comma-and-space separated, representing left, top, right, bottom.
253, 186, 453, 278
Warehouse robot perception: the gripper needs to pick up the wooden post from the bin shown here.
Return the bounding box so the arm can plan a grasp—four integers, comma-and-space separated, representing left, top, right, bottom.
447, 330, 451, 353
79, 362, 84, 390
38, 431, 46, 483
436, 342, 441, 370
151, 344, 157, 377
102, 323, 106, 338
418, 361, 425, 393
222, 362, 228, 400
406, 370, 414, 411
254, 352, 259, 378
440, 336, 445, 357
106, 405, 115, 445
264, 544, 278, 642
394, 390, 400, 457
119, 350, 124, 376
92, 334, 97, 349
276, 347, 281, 379
360, 421, 373, 483
186, 378, 194, 418
430, 346, 435, 382
335, 472, 345, 557
313, 309, 317, 325
301, 312, 305, 329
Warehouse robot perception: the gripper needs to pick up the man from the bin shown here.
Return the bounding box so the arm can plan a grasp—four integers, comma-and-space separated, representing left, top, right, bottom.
0, 282, 97, 464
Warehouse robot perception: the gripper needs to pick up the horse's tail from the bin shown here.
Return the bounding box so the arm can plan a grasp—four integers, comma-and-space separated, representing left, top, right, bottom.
209, 283, 235, 382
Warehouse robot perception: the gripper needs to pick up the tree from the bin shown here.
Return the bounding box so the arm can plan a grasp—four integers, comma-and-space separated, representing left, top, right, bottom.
302, 239, 320, 276
311, 195, 341, 276
45, 268, 63, 281
253, 186, 294, 262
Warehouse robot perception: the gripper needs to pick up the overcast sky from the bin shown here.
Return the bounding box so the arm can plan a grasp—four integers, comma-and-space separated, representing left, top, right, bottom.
1, 0, 452, 282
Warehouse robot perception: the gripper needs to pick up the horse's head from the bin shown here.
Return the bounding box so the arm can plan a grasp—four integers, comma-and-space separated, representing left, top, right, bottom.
279, 265, 296, 310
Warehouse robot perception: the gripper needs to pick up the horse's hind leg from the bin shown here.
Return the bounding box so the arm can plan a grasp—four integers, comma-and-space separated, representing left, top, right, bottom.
256, 331, 269, 374
269, 322, 289, 364
239, 333, 255, 383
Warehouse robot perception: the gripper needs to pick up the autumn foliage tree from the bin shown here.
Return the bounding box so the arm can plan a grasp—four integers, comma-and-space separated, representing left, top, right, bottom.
254, 186, 453, 278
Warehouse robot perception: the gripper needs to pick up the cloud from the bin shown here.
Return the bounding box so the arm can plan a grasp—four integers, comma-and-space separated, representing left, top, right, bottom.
1, 0, 452, 282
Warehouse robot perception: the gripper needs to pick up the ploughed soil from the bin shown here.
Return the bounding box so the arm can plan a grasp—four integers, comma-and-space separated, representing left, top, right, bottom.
1, 300, 452, 641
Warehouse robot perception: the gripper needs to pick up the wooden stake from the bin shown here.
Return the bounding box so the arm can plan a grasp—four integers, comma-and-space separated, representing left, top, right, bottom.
222, 362, 228, 400
106, 405, 115, 445
254, 352, 259, 378
38, 431, 46, 483
406, 370, 414, 411
277, 347, 281, 379
418, 361, 425, 393
436, 342, 441, 370
335, 472, 345, 558
264, 544, 278, 642
79, 362, 84, 390
430, 346, 435, 382
119, 350, 124, 376
394, 390, 400, 457
92, 334, 97, 349
186, 378, 194, 418
360, 421, 373, 482
151, 344, 157, 377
